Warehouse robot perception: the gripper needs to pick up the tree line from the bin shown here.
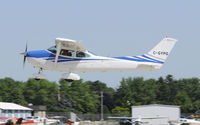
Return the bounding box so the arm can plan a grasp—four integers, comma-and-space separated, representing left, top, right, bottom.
0, 75, 200, 114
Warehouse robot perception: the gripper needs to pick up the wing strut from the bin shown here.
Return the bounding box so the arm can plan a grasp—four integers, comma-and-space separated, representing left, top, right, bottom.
55, 42, 61, 66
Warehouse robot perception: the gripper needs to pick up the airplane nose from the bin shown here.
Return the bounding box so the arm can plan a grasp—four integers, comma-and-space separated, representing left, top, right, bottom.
21, 43, 28, 68
20, 51, 29, 68
20, 52, 27, 56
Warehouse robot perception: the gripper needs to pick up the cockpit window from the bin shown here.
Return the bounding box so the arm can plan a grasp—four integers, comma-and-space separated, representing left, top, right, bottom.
76, 51, 90, 57
47, 46, 57, 54
48, 46, 90, 58
60, 49, 75, 57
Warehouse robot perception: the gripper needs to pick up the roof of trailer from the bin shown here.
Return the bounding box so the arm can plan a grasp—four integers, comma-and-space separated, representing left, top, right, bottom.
0, 102, 32, 110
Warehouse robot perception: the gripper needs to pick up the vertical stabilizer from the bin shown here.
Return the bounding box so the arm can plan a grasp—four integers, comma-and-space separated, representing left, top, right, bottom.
146, 37, 177, 62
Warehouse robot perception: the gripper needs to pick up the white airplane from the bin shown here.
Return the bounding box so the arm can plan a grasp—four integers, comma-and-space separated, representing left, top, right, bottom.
169, 118, 200, 125
108, 116, 167, 125
21, 37, 177, 81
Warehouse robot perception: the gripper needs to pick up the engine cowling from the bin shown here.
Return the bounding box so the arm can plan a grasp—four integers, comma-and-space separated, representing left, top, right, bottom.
61, 73, 80, 81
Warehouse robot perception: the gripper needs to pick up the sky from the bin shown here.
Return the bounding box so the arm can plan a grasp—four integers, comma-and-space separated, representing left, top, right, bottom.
0, 0, 200, 88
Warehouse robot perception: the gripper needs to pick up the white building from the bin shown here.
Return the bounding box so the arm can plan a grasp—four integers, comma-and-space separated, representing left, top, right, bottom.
0, 102, 32, 118
132, 104, 180, 125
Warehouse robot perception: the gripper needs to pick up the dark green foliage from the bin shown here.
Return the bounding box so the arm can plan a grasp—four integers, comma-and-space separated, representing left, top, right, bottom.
23, 79, 58, 111
111, 106, 130, 114
114, 75, 200, 113
0, 75, 200, 113
0, 78, 27, 105
58, 79, 99, 113
86, 80, 115, 113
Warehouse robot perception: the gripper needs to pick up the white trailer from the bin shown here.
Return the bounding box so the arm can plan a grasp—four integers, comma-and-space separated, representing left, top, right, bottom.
132, 104, 180, 125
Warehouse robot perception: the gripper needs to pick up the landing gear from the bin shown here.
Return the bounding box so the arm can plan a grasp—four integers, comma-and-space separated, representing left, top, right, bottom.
61, 73, 80, 82
32, 68, 46, 80
65, 79, 74, 82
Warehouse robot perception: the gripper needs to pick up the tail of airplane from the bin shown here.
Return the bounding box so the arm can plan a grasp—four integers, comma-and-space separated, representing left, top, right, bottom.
139, 37, 177, 70
146, 37, 177, 62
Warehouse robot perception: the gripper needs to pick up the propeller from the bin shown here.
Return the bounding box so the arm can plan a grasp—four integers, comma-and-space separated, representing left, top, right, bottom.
21, 43, 28, 68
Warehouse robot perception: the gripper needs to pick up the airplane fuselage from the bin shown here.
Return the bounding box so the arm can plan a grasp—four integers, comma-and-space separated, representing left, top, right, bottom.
27, 50, 163, 73
21, 37, 177, 80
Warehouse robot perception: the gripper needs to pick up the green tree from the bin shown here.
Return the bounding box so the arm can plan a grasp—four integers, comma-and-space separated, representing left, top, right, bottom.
0, 78, 27, 105
23, 79, 58, 111
173, 91, 192, 113
112, 106, 130, 114
87, 80, 115, 113
59, 79, 99, 113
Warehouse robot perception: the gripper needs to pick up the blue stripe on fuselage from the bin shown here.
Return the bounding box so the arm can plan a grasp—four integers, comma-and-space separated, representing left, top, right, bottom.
26, 50, 110, 62
113, 56, 164, 64
55, 58, 105, 62
26, 50, 164, 64
141, 55, 164, 64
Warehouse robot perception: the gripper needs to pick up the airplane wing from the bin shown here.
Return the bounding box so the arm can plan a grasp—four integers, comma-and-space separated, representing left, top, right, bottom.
108, 116, 132, 119
108, 116, 166, 125
108, 116, 167, 120
54, 38, 86, 65
108, 117, 149, 124
55, 38, 86, 52
141, 116, 168, 119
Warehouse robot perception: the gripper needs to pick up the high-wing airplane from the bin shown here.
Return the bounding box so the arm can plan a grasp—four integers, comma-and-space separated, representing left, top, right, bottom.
21, 37, 177, 81
169, 118, 200, 125
108, 116, 167, 125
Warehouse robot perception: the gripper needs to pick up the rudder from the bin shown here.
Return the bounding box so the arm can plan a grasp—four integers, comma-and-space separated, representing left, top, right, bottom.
146, 37, 177, 62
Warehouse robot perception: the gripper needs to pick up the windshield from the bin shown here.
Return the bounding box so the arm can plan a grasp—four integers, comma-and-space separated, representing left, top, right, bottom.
47, 46, 57, 54
88, 51, 96, 56
47, 46, 94, 57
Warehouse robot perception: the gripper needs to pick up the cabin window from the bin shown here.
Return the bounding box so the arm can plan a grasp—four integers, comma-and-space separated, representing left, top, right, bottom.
76, 51, 90, 57
47, 46, 57, 54
60, 49, 75, 57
